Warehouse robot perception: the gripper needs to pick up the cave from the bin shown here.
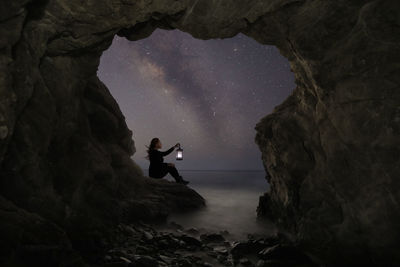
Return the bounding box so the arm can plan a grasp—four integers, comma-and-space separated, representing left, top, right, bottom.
1, 0, 399, 266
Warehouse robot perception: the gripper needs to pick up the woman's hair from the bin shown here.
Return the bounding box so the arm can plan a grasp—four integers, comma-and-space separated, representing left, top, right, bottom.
145, 137, 160, 160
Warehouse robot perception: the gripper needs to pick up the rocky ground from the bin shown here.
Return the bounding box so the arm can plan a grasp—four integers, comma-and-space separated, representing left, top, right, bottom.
98, 222, 316, 267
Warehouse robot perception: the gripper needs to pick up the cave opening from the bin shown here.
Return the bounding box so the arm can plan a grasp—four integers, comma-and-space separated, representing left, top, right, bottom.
2, 1, 397, 265
97, 29, 295, 236
98, 29, 294, 172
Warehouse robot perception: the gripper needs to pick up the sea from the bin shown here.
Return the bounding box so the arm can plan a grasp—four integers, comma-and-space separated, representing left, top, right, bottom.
162, 170, 276, 239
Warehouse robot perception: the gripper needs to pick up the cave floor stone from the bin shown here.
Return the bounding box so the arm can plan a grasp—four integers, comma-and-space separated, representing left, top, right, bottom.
98, 222, 316, 267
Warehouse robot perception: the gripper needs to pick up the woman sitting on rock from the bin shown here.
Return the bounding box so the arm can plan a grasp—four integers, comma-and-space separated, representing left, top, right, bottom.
146, 138, 189, 185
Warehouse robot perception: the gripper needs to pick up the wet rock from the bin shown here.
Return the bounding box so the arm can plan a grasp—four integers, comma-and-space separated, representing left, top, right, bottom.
230, 239, 269, 260
180, 235, 202, 247
185, 227, 200, 235
213, 246, 229, 255
98, 223, 318, 267
169, 237, 182, 248
177, 258, 192, 267
119, 256, 131, 264
105, 255, 112, 261
207, 251, 219, 258
157, 239, 170, 249
136, 245, 152, 254
134, 255, 159, 267
219, 230, 230, 236
143, 231, 154, 241
158, 255, 173, 264
217, 254, 227, 262
258, 244, 311, 264
200, 233, 225, 244
239, 257, 253, 266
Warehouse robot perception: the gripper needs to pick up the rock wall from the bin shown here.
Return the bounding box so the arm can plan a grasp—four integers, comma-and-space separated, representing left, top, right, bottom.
0, 0, 205, 264
0, 0, 399, 265
253, 0, 400, 265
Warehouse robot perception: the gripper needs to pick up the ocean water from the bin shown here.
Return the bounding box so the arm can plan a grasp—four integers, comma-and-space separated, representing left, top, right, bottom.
165, 170, 277, 239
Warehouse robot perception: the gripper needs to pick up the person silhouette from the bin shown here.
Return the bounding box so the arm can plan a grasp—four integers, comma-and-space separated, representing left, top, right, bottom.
146, 138, 189, 185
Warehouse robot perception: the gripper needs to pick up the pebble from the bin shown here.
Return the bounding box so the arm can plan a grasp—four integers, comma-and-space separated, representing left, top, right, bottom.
143, 231, 154, 240
239, 257, 252, 265
159, 255, 173, 264
100, 223, 315, 267
213, 246, 229, 255
119, 257, 131, 263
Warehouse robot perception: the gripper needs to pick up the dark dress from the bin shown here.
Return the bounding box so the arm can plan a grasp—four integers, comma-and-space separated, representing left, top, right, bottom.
148, 147, 176, 178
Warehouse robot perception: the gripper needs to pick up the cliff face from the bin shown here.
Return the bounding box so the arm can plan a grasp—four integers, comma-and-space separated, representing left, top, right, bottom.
0, 0, 205, 264
253, 1, 400, 264
0, 0, 399, 265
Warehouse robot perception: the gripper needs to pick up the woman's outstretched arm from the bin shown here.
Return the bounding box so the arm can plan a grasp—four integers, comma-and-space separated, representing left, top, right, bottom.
160, 146, 175, 156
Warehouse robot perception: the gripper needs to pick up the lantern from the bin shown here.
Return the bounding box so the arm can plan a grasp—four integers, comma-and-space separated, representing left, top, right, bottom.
176, 144, 183, 160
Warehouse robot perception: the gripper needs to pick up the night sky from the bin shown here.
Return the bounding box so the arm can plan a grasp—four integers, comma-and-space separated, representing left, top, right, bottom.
97, 29, 294, 171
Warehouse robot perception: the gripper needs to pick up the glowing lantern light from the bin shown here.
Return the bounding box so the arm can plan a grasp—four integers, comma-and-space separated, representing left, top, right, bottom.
176, 144, 183, 160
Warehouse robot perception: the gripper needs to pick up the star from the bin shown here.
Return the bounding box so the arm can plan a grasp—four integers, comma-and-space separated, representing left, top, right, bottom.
98, 30, 295, 170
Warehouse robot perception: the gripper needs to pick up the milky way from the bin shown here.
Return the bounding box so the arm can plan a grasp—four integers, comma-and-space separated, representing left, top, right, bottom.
97, 29, 294, 171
